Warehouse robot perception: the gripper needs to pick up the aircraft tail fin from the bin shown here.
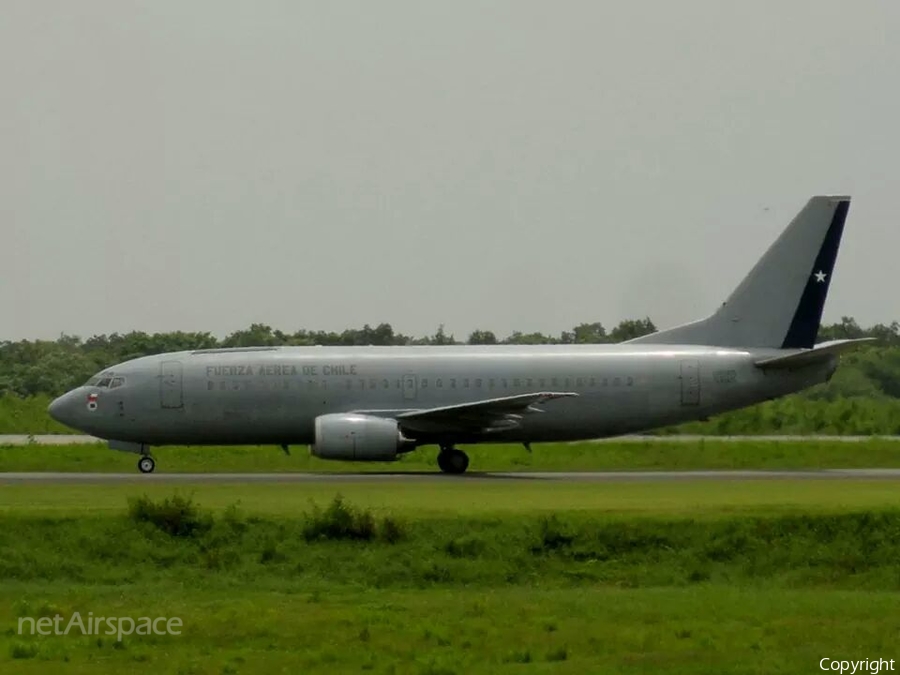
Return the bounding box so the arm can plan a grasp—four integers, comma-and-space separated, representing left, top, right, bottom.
628, 195, 850, 349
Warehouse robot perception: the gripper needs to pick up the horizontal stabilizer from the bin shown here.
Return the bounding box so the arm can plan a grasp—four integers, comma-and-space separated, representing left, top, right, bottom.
754, 339, 874, 370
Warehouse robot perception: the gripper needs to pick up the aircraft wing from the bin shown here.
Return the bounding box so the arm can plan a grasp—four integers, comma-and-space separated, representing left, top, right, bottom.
754, 338, 875, 370
392, 392, 578, 434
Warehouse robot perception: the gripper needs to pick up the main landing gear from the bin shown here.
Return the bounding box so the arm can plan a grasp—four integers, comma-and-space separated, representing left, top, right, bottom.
437, 447, 469, 475
137, 455, 156, 474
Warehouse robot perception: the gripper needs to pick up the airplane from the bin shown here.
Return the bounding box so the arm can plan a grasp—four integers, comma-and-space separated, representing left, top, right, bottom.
49, 195, 869, 474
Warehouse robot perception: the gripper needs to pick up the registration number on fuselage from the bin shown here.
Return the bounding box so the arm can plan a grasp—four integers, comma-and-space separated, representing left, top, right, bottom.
713, 369, 737, 384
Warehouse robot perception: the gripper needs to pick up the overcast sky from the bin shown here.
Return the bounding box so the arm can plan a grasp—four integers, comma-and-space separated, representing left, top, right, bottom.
2, 1, 897, 342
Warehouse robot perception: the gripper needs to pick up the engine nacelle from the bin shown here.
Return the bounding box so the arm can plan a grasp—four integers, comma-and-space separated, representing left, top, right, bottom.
311, 413, 413, 461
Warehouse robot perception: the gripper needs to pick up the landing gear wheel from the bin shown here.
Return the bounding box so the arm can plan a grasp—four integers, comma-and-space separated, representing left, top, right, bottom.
437, 448, 469, 475
138, 456, 156, 474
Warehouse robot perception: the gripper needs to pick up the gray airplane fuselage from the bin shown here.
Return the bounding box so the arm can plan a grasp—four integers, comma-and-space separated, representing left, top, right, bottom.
46, 196, 857, 471
49, 344, 833, 447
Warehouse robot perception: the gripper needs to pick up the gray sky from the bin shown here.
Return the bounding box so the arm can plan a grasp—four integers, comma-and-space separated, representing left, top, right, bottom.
2, 1, 898, 342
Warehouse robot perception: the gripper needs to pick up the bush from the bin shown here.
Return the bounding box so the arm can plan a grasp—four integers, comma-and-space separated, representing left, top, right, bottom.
9, 642, 39, 659
546, 646, 568, 662
258, 541, 284, 564
444, 536, 486, 558
128, 494, 213, 538
380, 516, 407, 544
302, 496, 376, 542
301, 496, 407, 543
532, 515, 574, 553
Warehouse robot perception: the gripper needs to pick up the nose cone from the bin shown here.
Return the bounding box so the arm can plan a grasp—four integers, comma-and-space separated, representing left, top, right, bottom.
48, 395, 64, 422
48, 391, 79, 429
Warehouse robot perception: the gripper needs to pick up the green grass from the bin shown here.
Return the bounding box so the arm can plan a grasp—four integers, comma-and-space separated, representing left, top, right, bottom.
3, 584, 897, 674
3, 479, 900, 518
3, 484, 900, 673
3, 437, 900, 473
4, 494, 900, 590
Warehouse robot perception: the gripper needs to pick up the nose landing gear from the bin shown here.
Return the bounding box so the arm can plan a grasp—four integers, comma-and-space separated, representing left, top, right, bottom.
138, 456, 156, 474
437, 447, 469, 475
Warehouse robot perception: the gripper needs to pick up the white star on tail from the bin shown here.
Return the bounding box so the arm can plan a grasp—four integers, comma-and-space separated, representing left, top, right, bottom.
814, 270, 827, 283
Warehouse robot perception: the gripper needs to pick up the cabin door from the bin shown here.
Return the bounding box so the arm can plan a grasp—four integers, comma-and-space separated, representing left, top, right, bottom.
160, 361, 184, 409
402, 373, 418, 401
680, 360, 700, 406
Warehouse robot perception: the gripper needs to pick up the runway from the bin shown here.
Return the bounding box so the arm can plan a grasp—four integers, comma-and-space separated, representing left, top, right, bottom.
0, 435, 105, 445
4, 469, 900, 484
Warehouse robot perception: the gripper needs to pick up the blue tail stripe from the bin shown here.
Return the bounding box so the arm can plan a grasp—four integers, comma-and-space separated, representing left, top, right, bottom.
781, 199, 849, 349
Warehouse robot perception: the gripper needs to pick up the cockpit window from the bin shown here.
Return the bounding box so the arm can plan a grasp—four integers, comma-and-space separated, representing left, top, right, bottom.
85, 371, 121, 388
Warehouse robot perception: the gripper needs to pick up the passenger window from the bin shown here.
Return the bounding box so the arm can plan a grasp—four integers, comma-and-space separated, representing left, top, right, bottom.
590, 377, 596, 387
110, 377, 125, 389
450, 378, 456, 389
627, 376, 634, 387
436, 379, 443, 388
614, 377, 621, 386
539, 378, 546, 388
421, 378, 428, 388
526, 378, 533, 388
576, 377, 584, 387
513, 378, 521, 388
463, 378, 470, 388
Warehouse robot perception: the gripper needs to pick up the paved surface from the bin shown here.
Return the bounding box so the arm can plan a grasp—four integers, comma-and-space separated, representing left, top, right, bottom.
3, 434, 900, 446
3, 469, 900, 484
0, 435, 104, 445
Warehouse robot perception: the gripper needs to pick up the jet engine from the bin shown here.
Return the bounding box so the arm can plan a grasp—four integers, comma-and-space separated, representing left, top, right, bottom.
311, 413, 414, 461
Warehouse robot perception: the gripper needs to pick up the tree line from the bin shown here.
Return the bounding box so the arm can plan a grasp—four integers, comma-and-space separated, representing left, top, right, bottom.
0, 319, 659, 398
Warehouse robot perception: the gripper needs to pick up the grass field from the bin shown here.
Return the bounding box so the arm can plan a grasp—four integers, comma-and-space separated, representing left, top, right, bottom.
4, 585, 896, 674
3, 479, 900, 517
2, 479, 900, 673
3, 437, 900, 473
